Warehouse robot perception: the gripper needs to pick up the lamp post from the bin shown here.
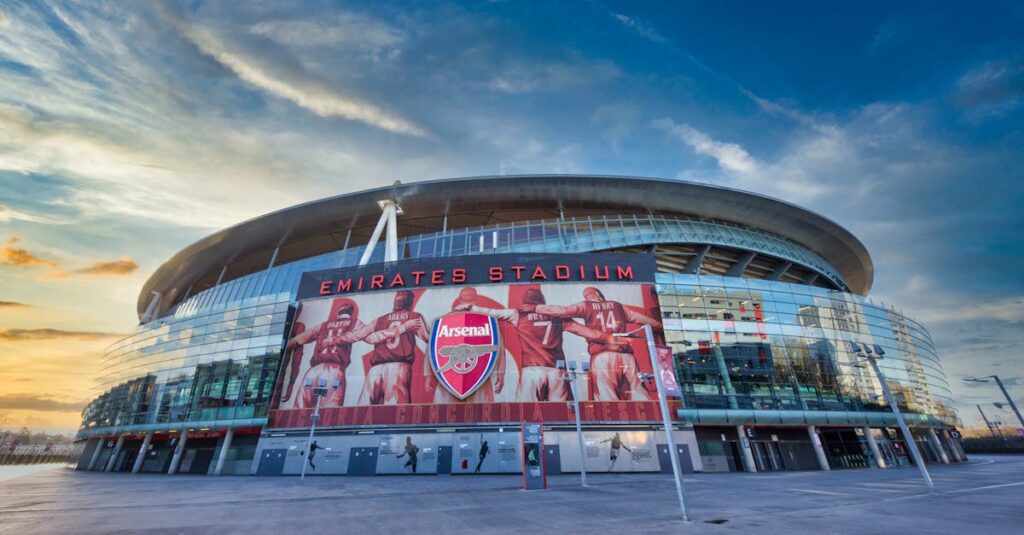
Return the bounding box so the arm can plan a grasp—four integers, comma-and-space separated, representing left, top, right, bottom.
557, 359, 590, 487
300, 377, 340, 480
965, 376, 1024, 433
976, 404, 1005, 441
615, 325, 690, 522
847, 342, 933, 489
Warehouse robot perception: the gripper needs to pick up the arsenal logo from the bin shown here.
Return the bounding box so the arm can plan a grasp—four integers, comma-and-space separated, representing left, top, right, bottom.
429, 312, 500, 400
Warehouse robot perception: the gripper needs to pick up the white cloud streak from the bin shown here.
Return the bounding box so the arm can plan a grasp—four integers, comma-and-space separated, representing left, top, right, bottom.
249, 13, 404, 49
653, 118, 759, 173
173, 20, 428, 138
611, 12, 668, 44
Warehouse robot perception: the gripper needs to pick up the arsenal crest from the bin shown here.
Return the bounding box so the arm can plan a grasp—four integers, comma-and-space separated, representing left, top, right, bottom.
429, 312, 501, 400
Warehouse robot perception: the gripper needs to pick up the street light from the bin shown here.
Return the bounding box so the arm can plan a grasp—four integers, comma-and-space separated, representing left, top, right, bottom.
977, 404, 1006, 441
614, 324, 690, 522
845, 342, 933, 489
300, 377, 340, 480
964, 376, 1024, 433
557, 358, 590, 487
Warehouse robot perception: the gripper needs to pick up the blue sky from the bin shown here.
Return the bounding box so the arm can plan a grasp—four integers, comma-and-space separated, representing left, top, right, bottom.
0, 1, 1021, 431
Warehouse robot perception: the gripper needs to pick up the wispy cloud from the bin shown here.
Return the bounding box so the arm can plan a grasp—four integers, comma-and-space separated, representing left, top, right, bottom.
954, 56, 1024, 118
0, 328, 121, 342
0, 236, 57, 268
0, 300, 30, 308
610, 12, 668, 44
72, 257, 139, 276
0, 394, 87, 412
0, 204, 71, 225
248, 13, 404, 49
488, 59, 621, 94
653, 118, 759, 173
168, 15, 428, 137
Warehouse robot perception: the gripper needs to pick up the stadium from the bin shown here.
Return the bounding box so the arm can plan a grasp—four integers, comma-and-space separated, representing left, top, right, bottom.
74, 175, 964, 477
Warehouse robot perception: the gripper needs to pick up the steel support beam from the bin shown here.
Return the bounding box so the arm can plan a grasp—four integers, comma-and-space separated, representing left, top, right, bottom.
131, 432, 152, 473
168, 432, 188, 475
683, 245, 711, 275
104, 435, 125, 472
736, 425, 757, 473
863, 426, 886, 468
808, 425, 831, 471
725, 252, 756, 278
767, 261, 792, 281
213, 427, 235, 475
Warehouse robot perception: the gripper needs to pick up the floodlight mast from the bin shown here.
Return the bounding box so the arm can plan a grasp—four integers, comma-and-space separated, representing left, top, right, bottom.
850, 342, 933, 489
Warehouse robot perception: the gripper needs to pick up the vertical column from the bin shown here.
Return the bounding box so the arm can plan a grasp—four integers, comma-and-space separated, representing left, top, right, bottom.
131, 433, 152, 474
927, 428, 950, 464
213, 428, 235, 476
85, 437, 105, 471
941, 429, 964, 462
168, 432, 189, 475
104, 435, 125, 472
714, 344, 739, 409
807, 425, 830, 471
735, 425, 757, 473
386, 202, 399, 262
862, 426, 886, 469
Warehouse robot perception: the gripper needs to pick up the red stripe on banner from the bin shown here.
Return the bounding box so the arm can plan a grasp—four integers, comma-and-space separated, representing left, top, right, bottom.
267, 400, 681, 429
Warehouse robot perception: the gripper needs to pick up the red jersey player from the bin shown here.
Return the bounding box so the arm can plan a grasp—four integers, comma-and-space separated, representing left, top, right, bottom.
283, 301, 363, 408
534, 287, 662, 401
344, 290, 429, 405
279, 320, 306, 405
459, 288, 616, 402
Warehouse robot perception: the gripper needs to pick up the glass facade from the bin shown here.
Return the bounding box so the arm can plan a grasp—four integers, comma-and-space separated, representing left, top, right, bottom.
656, 273, 957, 426
79, 213, 951, 437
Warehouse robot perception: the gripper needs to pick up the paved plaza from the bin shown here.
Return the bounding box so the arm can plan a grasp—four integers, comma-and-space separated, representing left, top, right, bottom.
0, 456, 1022, 534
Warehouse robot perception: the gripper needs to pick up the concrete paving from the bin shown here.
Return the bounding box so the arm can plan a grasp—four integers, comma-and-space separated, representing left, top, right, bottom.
0, 456, 1022, 534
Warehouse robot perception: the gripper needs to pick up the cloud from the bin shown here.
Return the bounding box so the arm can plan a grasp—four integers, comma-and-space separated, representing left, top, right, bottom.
0, 329, 121, 342
0, 300, 29, 308
610, 12, 668, 44
168, 15, 428, 137
653, 118, 760, 173
0, 394, 87, 412
0, 235, 57, 268
72, 257, 139, 276
487, 59, 621, 94
0, 204, 71, 224
954, 56, 1024, 117
912, 296, 1024, 325
248, 13, 404, 49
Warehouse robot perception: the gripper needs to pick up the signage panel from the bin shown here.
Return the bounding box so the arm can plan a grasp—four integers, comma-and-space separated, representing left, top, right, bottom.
268, 254, 668, 429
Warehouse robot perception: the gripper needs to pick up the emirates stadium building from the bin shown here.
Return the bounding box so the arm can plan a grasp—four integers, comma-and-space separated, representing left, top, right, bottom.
75, 175, 964, 477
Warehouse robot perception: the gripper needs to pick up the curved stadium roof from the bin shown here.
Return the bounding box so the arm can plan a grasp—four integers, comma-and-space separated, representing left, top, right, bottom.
138, 175, 874, 318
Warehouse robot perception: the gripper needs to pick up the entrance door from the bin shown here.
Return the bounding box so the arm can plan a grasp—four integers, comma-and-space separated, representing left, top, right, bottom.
543, 444, 561, 475
188, 448, 215, 474
658, 444, 695, 474
256, 449, 287, 476
347, 447, 378, 476
726, 441, 743, 472
751, 442, 769, 472
765, 442, 784, 471
119, 449, 138, 472
437, 446, 453, 474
